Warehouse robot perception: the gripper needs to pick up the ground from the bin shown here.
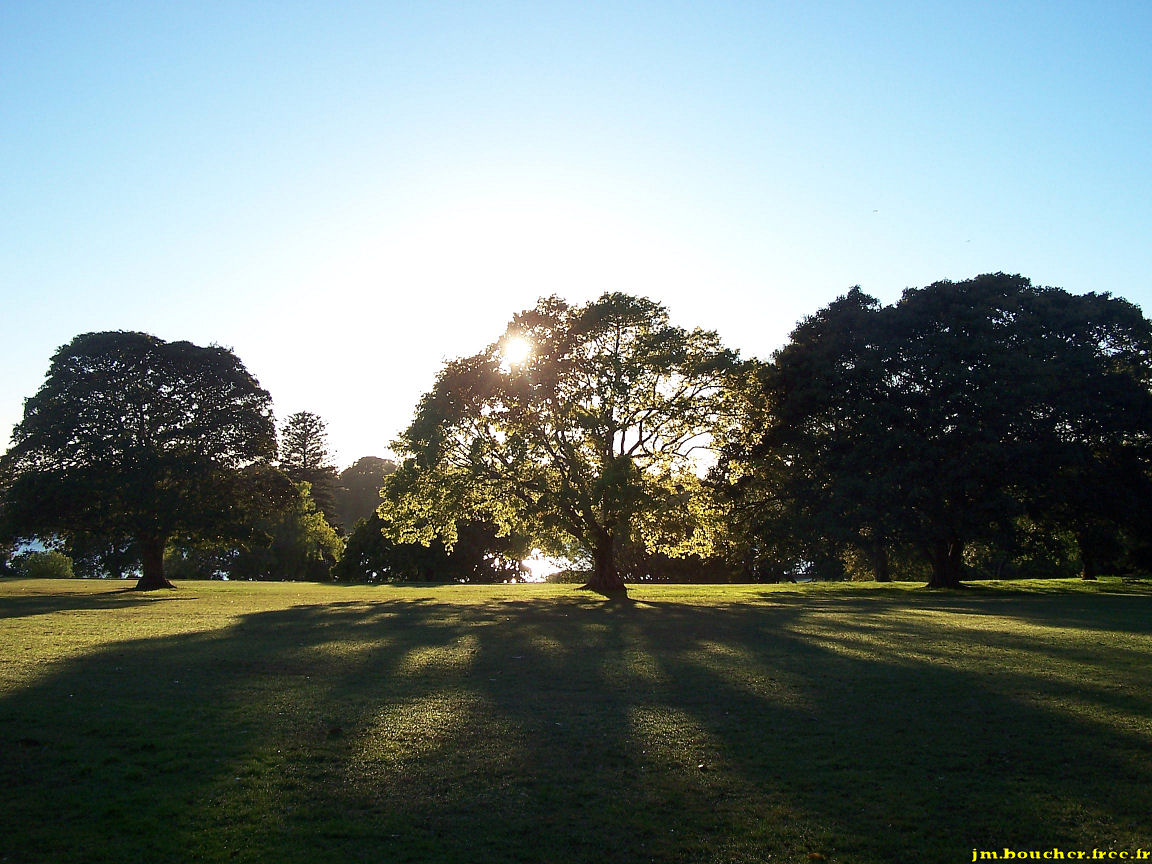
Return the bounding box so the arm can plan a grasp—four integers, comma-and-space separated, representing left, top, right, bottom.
1, 578, 1150, 863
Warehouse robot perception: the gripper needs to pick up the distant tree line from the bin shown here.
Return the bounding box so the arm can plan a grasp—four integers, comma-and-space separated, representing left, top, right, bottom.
2, 273, 1150, 589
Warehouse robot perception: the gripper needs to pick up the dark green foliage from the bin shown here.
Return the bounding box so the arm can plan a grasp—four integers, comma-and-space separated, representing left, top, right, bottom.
333, 512, 527, 583
278, 411, 340, 527
166, 482, 343, 582
229, 482, 343, 581
961, 521, 1082, 581
0, 332, 287, 589
616, 540, 742, 583
58, 533, 139, 579
279, 411, 332, 474
164, 539, 235, 581
11, 549, 75, 579
332, 456, 396, 533
723, 275, 1152, 586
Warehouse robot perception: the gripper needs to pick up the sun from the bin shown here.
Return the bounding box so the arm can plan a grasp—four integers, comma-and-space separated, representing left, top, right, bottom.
501, 335, 533, 366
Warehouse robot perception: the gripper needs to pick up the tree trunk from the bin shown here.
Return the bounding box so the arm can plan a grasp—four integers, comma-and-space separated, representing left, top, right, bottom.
135, 534, 176, 590
1074, 527, 1101, 581
926, 536, 964, 588
866, 541, 891, 582
581, 528, 627, 593
1080, 553, 1099, 581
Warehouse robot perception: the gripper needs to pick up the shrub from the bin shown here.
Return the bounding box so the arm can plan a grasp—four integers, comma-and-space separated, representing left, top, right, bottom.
14, 550, 75, 579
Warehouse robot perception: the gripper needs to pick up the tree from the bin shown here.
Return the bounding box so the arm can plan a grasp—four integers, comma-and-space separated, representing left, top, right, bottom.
11, 549, 75, 579
332, 511, 526, 583
715, 291, 910, 583
164, 481, 343, 582
724, 274, 1152, 588
887, 275, 1152, 584
0, 331, 287, 590
59, 532, 139, 580
1003, 289, 1152, 578
333, 456, 397, 533
230, 482, 343, 581
386, 293, 739, 592
279, 411, 339, 526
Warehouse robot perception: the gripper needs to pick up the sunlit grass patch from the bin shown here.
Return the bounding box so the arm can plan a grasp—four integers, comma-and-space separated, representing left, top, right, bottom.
392, 634, 480, 677
356, 690, 492, 766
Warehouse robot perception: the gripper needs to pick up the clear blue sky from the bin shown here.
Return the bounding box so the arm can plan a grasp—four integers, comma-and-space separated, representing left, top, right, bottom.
3, 1, 1150, 467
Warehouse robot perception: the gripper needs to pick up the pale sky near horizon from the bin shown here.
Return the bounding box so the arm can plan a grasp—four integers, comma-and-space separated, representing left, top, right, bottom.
3, 1, 1150, 468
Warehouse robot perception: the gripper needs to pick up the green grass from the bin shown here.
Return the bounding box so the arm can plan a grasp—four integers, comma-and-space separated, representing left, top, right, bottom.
1, 577, 1150, 863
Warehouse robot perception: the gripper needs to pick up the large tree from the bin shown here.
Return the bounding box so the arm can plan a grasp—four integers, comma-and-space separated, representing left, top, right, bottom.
724, 274, 1152, 588
1005, 289, 1152, 577
386, 293, 739, 592
0, 331, 287, 590
716, 291, 909, 582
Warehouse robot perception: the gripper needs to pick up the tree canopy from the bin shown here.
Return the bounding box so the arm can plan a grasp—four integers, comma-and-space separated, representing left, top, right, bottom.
720, 274, 1152, 586
0, 331, 289, 589
384, 293, 740, 591
333, 456, 397, 533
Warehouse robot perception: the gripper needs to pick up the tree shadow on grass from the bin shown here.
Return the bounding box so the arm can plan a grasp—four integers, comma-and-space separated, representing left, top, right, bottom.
0, 580, 192, 619
1, 590, 1150, 863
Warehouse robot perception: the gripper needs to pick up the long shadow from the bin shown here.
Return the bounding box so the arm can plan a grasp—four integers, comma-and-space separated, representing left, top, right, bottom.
624, 592, 1152, 858
1, 590, 1150, 863
0, 580, 189, 619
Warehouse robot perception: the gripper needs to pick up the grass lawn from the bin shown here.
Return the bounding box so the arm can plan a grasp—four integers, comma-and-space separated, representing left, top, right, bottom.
1, 577, 1150, 863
